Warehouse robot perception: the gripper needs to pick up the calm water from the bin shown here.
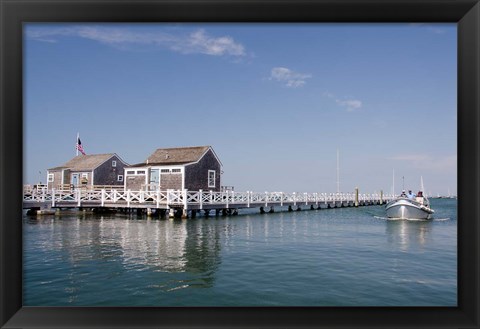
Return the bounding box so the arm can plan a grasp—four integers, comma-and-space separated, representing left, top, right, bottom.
23, 198, 457, 306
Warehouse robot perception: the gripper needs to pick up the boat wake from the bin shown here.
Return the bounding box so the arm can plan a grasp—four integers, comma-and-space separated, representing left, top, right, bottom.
373, 216, 449, 222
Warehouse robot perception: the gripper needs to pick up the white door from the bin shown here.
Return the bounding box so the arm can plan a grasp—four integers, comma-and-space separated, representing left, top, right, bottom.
71, 174, 79, 187
149, 169, 159, 190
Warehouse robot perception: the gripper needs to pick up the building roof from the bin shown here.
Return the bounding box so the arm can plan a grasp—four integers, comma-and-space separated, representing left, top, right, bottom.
48, 153, 120, 171
124, 146, 223, 169
145, 146, 212, 165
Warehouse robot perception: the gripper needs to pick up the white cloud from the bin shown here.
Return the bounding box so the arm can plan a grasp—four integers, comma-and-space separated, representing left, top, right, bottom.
336, 99, 362, 112
269, 67, 312, 88
323, 92, 362, 111
170, 29, 245, 56
389, 154, 457, 173
26, 26, 246, 57
409, 23, 446, 34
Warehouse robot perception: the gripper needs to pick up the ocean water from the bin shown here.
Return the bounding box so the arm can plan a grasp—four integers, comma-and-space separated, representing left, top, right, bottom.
23, 198, 457, 306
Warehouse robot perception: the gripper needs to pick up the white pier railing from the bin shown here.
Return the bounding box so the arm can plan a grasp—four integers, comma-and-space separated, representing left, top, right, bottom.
23, 188, 394, 210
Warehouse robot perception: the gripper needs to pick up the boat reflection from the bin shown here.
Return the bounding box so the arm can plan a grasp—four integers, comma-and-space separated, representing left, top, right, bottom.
385, 219, 431, 251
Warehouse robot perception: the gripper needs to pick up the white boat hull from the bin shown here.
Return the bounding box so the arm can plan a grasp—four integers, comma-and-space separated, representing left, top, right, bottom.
385, 198, 434, 220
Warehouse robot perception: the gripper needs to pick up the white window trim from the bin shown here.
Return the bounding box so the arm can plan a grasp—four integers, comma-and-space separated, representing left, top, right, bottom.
81, 173, 88, 179
157, 166, 183, 173
208, 170, 216, 188
112, 160, 117, 167
48, 173, 54, 182
125, 169, 147, 175
117, 175, 123, 182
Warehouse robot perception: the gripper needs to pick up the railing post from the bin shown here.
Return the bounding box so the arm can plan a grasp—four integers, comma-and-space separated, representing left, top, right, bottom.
226, 190, 229, 209
293, 192, 296, 206
127, 189, 131, 208
280, 192, 283, 207
247, 191, 250, 207
156, 188, 160, 208
52, 188, 56, 207
199, 189, 203, 210
210, 190, 213, 204
77, 189, 81, 207
183, 189, 188, 210
140, 190, 144, 203
265, 191, 268, 207
166, 189, 170, 205
101, 189, 105, 207
304, 192, 308, 205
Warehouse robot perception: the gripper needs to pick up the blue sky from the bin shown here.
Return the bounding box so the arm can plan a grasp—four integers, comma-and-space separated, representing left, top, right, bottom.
24, 23, 457, 196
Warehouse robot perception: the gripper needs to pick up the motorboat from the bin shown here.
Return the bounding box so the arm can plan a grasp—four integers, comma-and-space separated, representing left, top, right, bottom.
385, 191, 434, 220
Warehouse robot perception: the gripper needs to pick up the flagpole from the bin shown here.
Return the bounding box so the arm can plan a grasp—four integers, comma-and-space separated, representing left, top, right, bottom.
76, 132, 79, 156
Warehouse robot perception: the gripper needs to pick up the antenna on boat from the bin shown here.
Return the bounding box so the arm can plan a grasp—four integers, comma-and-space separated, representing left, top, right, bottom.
392, 169, 395, 196
402, 176, 405, 191
421, 176, 425, 193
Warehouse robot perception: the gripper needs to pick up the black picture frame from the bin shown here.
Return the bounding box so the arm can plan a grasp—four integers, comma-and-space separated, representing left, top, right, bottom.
1, 0, 478, 328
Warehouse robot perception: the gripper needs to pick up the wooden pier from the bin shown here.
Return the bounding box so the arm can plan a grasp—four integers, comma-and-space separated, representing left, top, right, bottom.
23, 187, 393, 218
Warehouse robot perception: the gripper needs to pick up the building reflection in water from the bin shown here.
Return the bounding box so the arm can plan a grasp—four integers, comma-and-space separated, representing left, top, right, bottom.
37, 214, 223, 291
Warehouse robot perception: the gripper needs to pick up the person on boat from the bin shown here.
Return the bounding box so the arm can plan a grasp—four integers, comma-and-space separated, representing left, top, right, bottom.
416, 191, 424, 204
400, 190, 407, 197
407, 190, 416, 199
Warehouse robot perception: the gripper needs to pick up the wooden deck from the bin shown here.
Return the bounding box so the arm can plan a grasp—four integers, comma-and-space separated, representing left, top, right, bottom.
23, 188, 394, 216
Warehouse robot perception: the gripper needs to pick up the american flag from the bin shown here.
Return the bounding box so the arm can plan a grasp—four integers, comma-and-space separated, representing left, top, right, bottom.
76, 137, 86, 155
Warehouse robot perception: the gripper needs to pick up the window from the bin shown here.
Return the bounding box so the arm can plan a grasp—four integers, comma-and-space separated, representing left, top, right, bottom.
82, 173, 88, 178
126, 170, 147, 175
48, 174, 54, 182
208, 170, 216, 188
172, 168, 181, 173
161, 169, 170, 173
117, 175, 123, 182
112, 160, 117, 167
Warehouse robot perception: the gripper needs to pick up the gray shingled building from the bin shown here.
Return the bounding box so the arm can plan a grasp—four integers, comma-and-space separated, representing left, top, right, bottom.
46, 153, 129, 189
124, 146, 222, 191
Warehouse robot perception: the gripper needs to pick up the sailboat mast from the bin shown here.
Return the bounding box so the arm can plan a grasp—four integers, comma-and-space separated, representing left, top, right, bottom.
336, 149, 340, 193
